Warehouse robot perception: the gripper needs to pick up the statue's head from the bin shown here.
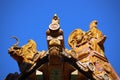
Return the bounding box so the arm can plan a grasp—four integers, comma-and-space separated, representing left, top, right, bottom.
8, 46, 23, 63
68, 29, 85, 48
49, 14, 60, 31
8, 38, 37, 64
89, 20, 98, 29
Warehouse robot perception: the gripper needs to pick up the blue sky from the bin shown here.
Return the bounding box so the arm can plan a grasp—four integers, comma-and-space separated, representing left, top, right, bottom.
0, 0, 120, 79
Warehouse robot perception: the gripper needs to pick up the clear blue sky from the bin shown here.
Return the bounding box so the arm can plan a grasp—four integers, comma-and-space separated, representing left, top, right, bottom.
0, 0, 120, 79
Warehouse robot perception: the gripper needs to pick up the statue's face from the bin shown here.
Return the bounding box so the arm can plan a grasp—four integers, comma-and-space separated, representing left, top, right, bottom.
75, 33, 83, 43
8, 47, 23, 63
9, 47, 23, 56
90, 20, 98, 29
68, 29, 85, 48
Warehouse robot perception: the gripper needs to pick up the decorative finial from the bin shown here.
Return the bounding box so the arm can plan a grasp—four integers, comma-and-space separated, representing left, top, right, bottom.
49, 14, 60, 30
54, 13, 57, 17
52, 14, 59, 24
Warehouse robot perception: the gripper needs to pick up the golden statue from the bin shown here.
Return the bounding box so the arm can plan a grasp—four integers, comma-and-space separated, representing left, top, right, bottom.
68, 20, 119, 80
5, 15, 120, 80
7, 37, 46, 80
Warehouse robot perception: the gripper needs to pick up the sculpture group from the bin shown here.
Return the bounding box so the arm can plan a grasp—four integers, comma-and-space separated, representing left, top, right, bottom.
5, 14, 120, 80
